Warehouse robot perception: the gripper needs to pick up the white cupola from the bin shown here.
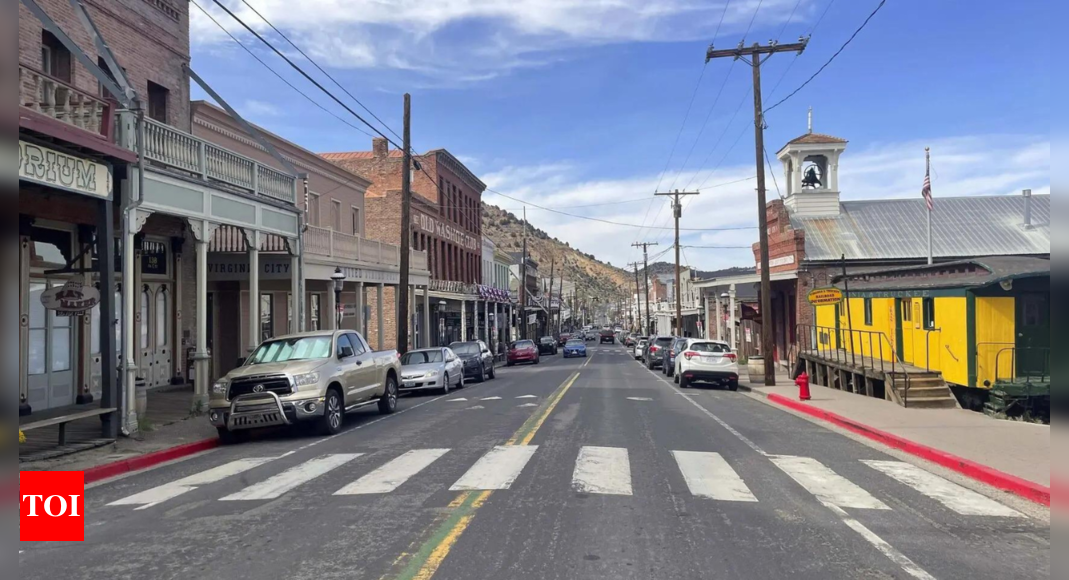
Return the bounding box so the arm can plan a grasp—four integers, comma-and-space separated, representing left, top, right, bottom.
777, 107, 847, 217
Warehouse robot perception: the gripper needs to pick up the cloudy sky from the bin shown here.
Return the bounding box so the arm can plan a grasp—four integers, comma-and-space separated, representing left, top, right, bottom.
189, 0, 1050, 271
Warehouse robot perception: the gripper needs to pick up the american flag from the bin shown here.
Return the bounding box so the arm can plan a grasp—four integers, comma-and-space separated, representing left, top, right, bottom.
921, 149, 934, 212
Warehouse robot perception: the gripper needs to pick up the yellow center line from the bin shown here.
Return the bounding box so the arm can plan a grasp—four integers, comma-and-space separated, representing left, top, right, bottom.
386, 370, 582, 580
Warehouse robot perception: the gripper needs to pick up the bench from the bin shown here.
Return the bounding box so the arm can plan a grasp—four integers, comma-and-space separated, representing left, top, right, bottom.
20, 408, 117, 446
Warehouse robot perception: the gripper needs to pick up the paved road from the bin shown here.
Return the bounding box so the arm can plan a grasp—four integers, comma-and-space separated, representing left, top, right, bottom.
21, 345, 1049, 580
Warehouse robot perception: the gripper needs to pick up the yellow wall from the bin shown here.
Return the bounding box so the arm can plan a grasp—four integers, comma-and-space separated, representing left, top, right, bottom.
815, 304, 839, 349
975, 297, 1015, 388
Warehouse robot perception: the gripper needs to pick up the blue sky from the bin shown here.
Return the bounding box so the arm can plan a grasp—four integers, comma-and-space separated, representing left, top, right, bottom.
190, 0, 1050, 271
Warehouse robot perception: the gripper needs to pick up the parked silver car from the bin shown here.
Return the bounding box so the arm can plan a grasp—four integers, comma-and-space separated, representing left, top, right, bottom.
400, 348, 464, 394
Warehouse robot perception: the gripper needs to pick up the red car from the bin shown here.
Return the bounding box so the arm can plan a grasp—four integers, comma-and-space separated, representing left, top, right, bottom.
507, 339, 540, 366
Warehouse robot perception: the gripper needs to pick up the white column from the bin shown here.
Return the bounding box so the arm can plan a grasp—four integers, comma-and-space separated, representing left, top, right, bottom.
133, 240, 143, 373
289, 252, 300, 335
715, 292, 723, 341
247, 231, 260, 352
376, 283, 385, 350
408, 286, 416, 350
484, 300, 490, 343
704, 294, 712, 340
422, 287, 431, 349
325, 281, 337, 331
192, 221, 213, 410
728, 285, 738, 351
356, 282, 366, 337
122, 211, 138, 432
461, 300, 468, 342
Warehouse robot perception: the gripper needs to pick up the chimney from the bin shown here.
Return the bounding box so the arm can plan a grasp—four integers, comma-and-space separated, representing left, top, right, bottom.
1022, 189, 1033, 230
372, 137, 388, 159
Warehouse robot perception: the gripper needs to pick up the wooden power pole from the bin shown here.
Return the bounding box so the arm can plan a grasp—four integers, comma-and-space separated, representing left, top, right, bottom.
706, 39, 807, 386
655, 189, 699, 336
629, 262, 641, 333
519, 207, 528, 339
631, 242, 658, 335
397, 93, 412, 354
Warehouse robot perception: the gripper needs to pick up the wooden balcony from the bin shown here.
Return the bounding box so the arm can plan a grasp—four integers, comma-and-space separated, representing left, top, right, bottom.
19, 64, 112, 140
305, 226, 427, 270
141, 116, 297, 205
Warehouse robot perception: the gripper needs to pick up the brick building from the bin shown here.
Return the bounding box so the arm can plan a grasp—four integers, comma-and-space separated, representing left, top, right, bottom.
324, 138, 508, 348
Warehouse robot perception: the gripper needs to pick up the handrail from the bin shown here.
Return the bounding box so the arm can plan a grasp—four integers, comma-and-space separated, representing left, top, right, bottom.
19, 64, 113, 139
994, 347, 1051, 384
797, 323, 902, 381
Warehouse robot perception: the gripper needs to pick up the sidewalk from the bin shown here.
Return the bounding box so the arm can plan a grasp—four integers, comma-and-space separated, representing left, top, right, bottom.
739, 378, 1050, 501
20, 386, 218, 477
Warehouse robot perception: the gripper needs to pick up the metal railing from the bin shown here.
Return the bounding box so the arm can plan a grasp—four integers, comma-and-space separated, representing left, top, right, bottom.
19, 64, 112, 139
994, 347, 1051, 384
304, 225, 427, 269
141, 117, 297, 204
797, 324, 908, 399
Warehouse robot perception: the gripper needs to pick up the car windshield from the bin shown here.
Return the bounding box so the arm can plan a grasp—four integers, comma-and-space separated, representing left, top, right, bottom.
654, 337, 674, 346
688, 342, 730, 353
450, 343, 481, 355
402, 350, 444, 365
512, 340, 535, 349
540, 337, 555, 344
247, 336, 333, 365
566, 340, 584, 346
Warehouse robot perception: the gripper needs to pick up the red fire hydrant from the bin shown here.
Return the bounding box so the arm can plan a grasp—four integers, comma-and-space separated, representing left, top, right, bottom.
795, 372, 811, 401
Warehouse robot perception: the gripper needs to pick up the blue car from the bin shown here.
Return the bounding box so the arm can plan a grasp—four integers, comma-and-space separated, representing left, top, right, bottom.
562, 339, 588, 358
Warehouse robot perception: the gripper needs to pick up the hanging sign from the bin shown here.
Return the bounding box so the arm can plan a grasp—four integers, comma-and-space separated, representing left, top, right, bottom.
41, 280, 100, 316
19, 140, 112, 199
808, 287, 844, 306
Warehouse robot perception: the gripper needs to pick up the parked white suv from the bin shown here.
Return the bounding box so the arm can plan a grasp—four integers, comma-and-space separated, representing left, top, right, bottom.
674, 339, 740, 391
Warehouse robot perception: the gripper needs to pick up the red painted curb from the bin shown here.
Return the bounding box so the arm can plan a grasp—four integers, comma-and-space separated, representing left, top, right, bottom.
82, 438, 219, 485
765, 393, 1051, 507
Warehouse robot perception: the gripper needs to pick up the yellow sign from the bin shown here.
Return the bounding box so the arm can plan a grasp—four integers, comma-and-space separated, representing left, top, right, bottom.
808, 287, 844, 306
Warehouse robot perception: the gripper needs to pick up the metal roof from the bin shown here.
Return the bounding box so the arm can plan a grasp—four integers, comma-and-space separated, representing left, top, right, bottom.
793, 194, 1050, 262
838, 256, 1050, 292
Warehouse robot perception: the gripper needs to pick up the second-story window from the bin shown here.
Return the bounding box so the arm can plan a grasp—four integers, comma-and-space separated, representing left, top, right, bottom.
331, 200, 342, 232
307, 193, 321, 227
147, 81, 169, 123
41, 31, 72, 83
351, 207, 361, 236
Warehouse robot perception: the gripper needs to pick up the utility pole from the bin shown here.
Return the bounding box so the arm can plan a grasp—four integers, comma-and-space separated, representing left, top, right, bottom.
519, 207, 528, 340
706, 38, 807, 386
547, 255, 555, 337
632, 242, 658, 335
629, 262, 642, 333
558, 264, 565, 337
397, 93, 412, 354
655, 190, 699, 336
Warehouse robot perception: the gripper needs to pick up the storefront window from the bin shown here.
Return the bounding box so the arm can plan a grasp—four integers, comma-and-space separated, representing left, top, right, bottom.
260, 294, 274, 342
29, 282, 47, 375
30, 227, 72, 270
51, 311, 71, 372
310, 294, 321, 331
140, 287, 150, 349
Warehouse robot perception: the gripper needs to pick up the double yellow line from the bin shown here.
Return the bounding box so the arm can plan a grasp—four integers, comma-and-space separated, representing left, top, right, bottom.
383, 371, 582, 580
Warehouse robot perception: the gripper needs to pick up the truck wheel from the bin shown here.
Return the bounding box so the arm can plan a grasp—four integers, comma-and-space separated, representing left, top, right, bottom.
378, 377, 398, 415
319, 388, 344, 435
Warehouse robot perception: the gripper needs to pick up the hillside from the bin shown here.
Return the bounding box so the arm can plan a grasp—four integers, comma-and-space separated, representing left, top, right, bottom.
481, 203, 630, 302
644, 262, 755, 281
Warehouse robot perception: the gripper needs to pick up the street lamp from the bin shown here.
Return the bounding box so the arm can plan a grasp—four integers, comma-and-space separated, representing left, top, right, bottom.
332, 267, 346, 329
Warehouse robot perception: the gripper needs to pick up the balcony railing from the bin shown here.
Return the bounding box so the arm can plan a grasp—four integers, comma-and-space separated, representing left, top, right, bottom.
305, 226, 427, 270
19, 64, 112, 139
141, 116, 296, 204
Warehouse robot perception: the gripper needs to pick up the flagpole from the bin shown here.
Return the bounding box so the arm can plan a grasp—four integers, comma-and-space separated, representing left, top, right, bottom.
926, 147, 933, 265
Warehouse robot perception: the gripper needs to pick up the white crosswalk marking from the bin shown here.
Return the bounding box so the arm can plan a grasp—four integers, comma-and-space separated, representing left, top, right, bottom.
220, 454, 362, 501
772, 456, 889, 510
672, 451, 758, 502
863, 460, 1023, 517
108, 457, 274, 508
572, 446, 633, 496
450, 446, 538, 491
335, 449, 450, 496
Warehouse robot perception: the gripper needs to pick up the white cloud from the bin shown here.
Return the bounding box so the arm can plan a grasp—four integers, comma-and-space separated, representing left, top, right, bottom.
242, 99, 282, 117
482, 134, 1050, 274
191, 0, 808, 82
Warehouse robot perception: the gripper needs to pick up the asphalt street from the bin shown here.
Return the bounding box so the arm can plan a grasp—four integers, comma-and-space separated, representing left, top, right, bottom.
20, 345, 1049, 580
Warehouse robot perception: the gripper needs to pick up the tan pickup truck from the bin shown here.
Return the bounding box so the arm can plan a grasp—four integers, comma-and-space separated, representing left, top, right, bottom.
208, 330, 401, 443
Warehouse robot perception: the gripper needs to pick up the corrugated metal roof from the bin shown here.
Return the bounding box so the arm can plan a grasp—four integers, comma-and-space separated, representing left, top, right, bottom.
793, 194, 1049, 262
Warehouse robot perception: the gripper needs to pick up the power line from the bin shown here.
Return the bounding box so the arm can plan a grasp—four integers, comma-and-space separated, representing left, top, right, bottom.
764, 146, 783, 200
189, 0, 375, 139
209, 0, 402, 148
763, 0, 888, 115
236, 0, 403, 142
766, 0, 839, 100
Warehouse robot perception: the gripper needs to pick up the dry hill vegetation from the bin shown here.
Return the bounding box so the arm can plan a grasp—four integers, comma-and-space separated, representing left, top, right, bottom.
481, 203, 630, 303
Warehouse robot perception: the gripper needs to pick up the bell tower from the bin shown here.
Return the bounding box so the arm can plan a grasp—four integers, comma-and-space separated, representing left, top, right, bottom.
777, 108, 847, 217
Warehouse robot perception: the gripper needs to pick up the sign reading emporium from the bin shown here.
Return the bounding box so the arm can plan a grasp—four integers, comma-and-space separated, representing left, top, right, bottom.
413, 211, 479, 252
19, 140, 112, 200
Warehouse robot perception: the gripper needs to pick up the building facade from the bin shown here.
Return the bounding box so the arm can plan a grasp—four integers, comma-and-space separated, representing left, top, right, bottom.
324, 138, 507, 350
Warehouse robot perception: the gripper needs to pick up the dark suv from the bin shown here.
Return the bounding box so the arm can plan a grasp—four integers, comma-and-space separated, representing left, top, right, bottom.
644, 336, 676, 370
600, 329, 615, 344
449, 341, 496, 382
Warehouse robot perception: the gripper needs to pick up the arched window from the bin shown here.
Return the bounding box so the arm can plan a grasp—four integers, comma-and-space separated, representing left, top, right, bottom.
156, 288, 168, 347
140, 287, 150, 349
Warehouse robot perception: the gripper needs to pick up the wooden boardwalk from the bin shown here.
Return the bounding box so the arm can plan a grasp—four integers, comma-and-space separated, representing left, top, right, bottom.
798, 349, 959, 409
